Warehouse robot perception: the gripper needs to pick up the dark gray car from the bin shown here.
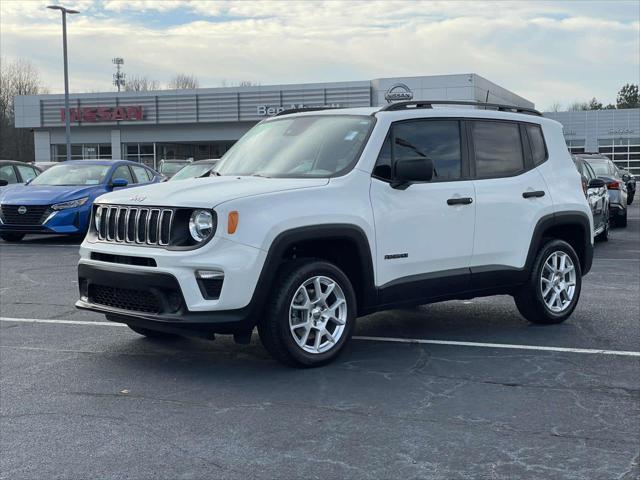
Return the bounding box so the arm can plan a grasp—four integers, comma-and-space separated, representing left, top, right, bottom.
0, 160, 41, 189
577, 154, 628, 228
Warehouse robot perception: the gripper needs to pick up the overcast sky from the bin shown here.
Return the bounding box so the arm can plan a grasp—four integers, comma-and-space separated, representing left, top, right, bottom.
1, 0, 638, 109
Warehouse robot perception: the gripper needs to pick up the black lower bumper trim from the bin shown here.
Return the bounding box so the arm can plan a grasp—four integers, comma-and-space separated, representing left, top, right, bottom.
76, 263, 254, 335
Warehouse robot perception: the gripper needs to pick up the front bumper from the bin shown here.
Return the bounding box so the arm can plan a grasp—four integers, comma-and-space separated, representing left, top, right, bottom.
0, 206, 90, 235
75, 263, 254, 335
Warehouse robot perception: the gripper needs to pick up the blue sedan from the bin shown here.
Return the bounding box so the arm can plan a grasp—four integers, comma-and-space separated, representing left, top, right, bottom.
0, 160, 162, 242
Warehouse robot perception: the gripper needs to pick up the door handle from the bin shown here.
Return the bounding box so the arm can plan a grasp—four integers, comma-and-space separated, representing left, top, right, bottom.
447, 197, 473, 205
522, 190, 545, 198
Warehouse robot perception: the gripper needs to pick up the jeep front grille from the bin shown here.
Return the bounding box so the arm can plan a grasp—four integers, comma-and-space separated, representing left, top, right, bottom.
95, 205, 174, 246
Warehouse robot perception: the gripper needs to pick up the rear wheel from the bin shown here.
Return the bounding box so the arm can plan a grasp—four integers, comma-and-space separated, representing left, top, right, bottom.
258, 259, 356, 367
616, 209, 628, 228
0, 233, 25, 242
595, 214, 609, 242
514, 239, 582, 325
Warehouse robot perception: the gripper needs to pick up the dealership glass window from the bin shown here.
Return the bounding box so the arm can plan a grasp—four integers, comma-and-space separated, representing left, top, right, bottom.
566, 139, 585, 154
51, 144, 111, 161
123, 143, 155, 168
600, 138, 640, 175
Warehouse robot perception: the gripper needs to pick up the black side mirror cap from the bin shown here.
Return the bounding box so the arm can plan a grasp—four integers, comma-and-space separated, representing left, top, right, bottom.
391, 158, 434, 190
588, 178, 606, 189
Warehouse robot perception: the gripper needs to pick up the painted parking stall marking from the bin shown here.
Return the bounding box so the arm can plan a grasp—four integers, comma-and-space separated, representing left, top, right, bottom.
2, 317, 639, 358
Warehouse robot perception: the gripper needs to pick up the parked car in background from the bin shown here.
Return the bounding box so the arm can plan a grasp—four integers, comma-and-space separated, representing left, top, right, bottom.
619, 168, 636, 205
169, 159, 220, 181
573, 155, 609, 241
577, 153, 628, 227
0, 160, 162, 242
158, 159, 193, 179
0, 160, 41, 189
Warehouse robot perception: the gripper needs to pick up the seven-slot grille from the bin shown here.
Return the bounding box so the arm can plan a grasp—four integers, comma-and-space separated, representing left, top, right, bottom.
95, 205, 174, 246
0, 204, 51, 225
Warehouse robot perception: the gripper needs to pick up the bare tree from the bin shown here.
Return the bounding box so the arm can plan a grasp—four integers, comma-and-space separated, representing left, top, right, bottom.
567, 101, 589, 111
547, 101, 562, 112
125, 75, 160, 92
220, 79, 260, 87
167, 74, 199, 90
0, 57, 48, 161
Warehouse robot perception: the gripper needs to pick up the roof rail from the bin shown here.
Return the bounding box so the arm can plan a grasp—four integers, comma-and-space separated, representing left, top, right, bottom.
377, 100, 542, 116
273, 106, 342, 117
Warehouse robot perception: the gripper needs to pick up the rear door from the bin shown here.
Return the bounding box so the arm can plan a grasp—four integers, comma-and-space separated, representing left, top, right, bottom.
370, 118, 476, 303
583, 161, 606, 229
470, 120, 553, 280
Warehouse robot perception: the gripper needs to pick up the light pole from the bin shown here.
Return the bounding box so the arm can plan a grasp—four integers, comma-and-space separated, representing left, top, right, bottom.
47, 5, 79, 162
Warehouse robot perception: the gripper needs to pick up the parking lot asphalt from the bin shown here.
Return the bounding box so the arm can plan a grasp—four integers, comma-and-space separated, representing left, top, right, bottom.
1, 204, 639, 480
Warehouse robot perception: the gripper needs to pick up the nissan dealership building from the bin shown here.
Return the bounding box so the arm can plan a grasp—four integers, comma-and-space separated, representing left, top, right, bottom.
13, 73, 531, 168
14, 73, 639, 176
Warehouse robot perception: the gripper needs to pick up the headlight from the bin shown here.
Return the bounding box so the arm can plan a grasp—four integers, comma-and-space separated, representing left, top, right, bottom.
51, 197, 89, 211
94, 206, 102, 231
188, 209, 214, 242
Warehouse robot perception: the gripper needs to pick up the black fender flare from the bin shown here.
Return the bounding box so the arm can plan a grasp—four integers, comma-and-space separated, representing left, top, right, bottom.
525, 211, 593, 275
247, 224, 377, 318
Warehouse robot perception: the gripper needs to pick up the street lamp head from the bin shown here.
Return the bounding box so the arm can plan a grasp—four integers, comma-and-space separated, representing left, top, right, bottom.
47, 5, 80, 14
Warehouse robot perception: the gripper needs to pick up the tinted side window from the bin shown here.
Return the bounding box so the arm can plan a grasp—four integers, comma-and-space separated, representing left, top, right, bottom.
583, 161, 596, 180
526, 124, 547, 166
472, 121, 524, 177
131, 165, 151, 183
373, 120, 462, 181
112, 165, 134, 184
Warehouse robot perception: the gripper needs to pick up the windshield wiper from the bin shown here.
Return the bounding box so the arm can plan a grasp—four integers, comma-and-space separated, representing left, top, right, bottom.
251, 173, 271, 178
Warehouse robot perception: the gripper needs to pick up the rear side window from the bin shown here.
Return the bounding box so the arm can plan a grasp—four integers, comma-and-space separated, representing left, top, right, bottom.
373, 120, 462, 181
472, 121, 524, 178
526, 124, 547, 166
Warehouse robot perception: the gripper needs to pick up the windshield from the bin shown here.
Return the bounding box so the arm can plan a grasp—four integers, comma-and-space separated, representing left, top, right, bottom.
170, 162, 217, 181
216, 115, 374, 178
160, 162, 188, 175
29, 164, 110, 186
586, 161, 610, 176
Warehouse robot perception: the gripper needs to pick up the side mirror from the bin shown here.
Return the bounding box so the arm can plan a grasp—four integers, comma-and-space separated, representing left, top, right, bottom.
0, 179, 8, 187
588, 178, 605, 189
110, 178, 129, 189
621, 173, 630, 182
391, 158, 434, 190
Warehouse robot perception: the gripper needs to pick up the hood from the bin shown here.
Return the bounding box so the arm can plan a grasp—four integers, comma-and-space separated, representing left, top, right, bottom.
96, 176, 329, 208
0, 184, 105, 205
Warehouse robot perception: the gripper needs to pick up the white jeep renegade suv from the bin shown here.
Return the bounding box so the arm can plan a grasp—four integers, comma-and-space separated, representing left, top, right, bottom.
76, 101, 593, 367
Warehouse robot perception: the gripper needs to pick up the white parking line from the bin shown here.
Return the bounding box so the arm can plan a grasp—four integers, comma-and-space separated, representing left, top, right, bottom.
2, 316, 639, 358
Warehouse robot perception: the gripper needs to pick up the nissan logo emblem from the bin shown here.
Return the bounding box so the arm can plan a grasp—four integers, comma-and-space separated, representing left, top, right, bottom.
384, 83, 414, 103
17, 206, 27, 215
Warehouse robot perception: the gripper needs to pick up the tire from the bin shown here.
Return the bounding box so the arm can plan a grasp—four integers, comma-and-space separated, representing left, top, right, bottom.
595, 214, 609, 242
0, 233, 25, 242
514, 239, 582, 325
617, 209, 628, 228
258, 259, 357, 367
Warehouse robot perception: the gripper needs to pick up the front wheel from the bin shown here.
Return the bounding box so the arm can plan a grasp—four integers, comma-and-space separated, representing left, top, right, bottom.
258, 259, 356, 367
514, 239, 582, 325
617, 209, 628, 228
0, 233, 25, 242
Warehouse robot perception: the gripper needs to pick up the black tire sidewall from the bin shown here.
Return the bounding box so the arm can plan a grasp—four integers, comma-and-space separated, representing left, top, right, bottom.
533, 241, 582, 321
0, 233, 25, 242
270, 260, 357, 367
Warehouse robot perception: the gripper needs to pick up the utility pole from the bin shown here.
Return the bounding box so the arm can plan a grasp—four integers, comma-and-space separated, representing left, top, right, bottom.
47, 5, 79, 162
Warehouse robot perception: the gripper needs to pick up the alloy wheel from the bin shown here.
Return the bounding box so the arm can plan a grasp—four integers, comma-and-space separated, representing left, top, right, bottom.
288, 275, 347, 354
540, 251, 577, 313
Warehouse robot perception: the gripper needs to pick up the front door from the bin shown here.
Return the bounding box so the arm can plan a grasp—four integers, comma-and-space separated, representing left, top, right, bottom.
369, 119, 476, 305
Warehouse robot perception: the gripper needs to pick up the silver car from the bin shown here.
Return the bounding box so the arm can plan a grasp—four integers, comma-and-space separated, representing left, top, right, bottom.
573, 156, 610, 241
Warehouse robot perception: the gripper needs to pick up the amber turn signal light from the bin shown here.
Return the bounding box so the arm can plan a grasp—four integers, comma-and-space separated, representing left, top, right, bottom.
228, 211, 239, 234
